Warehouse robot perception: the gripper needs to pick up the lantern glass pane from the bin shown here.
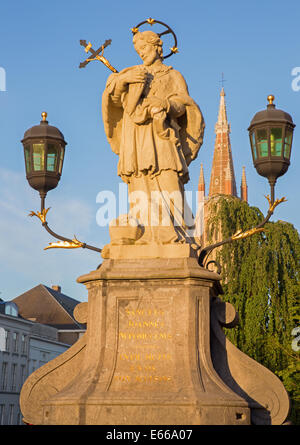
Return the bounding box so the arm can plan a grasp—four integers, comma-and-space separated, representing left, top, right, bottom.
270, 128, 283, 156
284, 129, 293, 159
47, 144, 58, 172
24, 145, 31, 173
251, 132, 257, 160
58, 146, 65, 174
32, 143, 45, 171
257, 129, 268, 157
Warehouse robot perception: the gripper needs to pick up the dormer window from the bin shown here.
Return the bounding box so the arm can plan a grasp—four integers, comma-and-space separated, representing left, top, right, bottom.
4, 302, 18, 317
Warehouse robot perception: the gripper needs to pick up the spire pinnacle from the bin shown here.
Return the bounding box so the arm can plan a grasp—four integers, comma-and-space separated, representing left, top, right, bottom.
240, 166, 248, 202
241, 166, 247, 185
215, 87, 230, 133
198, 163, 205, 186
198, 163, 205, 196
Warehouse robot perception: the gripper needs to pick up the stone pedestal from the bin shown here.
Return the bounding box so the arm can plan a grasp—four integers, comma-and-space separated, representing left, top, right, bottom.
20, 257, 289, 425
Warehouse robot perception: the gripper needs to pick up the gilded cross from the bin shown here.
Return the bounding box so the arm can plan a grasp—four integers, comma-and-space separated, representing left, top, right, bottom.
220, 72, 226, 88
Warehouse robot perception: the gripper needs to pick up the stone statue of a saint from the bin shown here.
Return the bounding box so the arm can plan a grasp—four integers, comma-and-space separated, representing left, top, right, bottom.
102, 30, 205, 246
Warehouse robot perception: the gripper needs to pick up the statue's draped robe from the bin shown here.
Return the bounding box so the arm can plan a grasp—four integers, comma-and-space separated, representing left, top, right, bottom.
102, 63, 205, 243
102, 64, 204, 183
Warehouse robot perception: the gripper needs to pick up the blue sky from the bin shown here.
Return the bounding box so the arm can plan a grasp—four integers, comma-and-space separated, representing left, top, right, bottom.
0, 0, 299, 302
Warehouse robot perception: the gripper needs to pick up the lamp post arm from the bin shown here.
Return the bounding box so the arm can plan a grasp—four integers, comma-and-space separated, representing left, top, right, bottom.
198, 195, 286, 269
29, 195, 102, 253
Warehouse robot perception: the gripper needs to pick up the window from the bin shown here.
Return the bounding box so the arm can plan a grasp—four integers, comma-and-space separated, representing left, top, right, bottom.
250, 131, 257, 160
46, 144, 58, 171
32, 143, 45, 171
5, 330, 9, 351
284, 129, 293, 159
12, 332, 18, 352
4, 302, 18, 317
0, 328, 6, 352
21, 334, 27, 354
58, 146, 65, 174
1, 362, 8, 390
24, 145, 31, 173
8, 405, 14, 425
0, 405, 5, 425
257, 129, 268, 157
11, 364, 17, 391
270, 128, 283, 156
20, 365, 26, 387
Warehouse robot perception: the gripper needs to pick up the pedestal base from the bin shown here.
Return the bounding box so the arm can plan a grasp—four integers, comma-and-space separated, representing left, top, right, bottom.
20, 257, 289, 425
42, 402, 250, 426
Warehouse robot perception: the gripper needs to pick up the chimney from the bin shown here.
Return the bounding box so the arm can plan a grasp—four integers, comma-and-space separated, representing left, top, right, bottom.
52, 285, 61, 293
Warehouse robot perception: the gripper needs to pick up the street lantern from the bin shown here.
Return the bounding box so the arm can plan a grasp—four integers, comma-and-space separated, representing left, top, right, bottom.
248, 95, 295, 204
22, 112, 101, 254
21, 112, 67, 202
199, 95, 295, 268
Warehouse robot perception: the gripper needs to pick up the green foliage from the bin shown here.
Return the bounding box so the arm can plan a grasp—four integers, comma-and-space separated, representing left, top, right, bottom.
206, 195, 300, 424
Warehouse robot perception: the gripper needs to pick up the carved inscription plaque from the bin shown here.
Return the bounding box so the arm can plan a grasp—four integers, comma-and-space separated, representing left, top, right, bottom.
110, 298, 175, 391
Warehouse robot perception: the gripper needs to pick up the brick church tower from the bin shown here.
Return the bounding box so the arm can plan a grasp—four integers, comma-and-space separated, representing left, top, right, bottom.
196, 87, 248, 245
208, 86, 237, 198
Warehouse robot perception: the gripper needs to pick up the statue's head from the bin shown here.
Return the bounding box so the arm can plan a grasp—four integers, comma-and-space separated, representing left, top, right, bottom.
133, 31, 163, 65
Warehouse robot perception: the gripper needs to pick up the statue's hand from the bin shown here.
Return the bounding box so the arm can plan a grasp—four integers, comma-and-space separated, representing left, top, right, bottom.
119, 67, 147, 87
145, 96, 169, 117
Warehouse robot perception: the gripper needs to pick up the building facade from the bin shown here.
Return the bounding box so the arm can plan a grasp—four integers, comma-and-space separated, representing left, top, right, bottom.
0, 284, 85, 425
0, 301, 70, 425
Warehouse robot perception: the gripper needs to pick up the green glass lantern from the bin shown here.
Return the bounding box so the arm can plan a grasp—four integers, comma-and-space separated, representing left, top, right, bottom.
21, 112, 67, 199
248, 95, 295, 203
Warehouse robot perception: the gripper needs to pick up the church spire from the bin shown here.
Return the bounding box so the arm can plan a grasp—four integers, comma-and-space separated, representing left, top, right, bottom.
198, 163, 205, 198
208, 87, 237, 198
240, 166, 248, 202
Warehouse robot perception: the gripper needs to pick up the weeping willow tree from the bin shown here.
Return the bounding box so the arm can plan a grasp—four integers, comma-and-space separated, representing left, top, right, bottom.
206, 195, 300, 424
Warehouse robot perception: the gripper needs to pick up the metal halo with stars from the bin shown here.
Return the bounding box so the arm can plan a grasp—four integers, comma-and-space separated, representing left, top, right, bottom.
131, 18, 178, 59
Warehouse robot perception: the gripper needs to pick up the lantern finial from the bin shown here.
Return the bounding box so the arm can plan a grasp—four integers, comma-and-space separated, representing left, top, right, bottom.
267, 95, 275, 105
41, 111, 48, 122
